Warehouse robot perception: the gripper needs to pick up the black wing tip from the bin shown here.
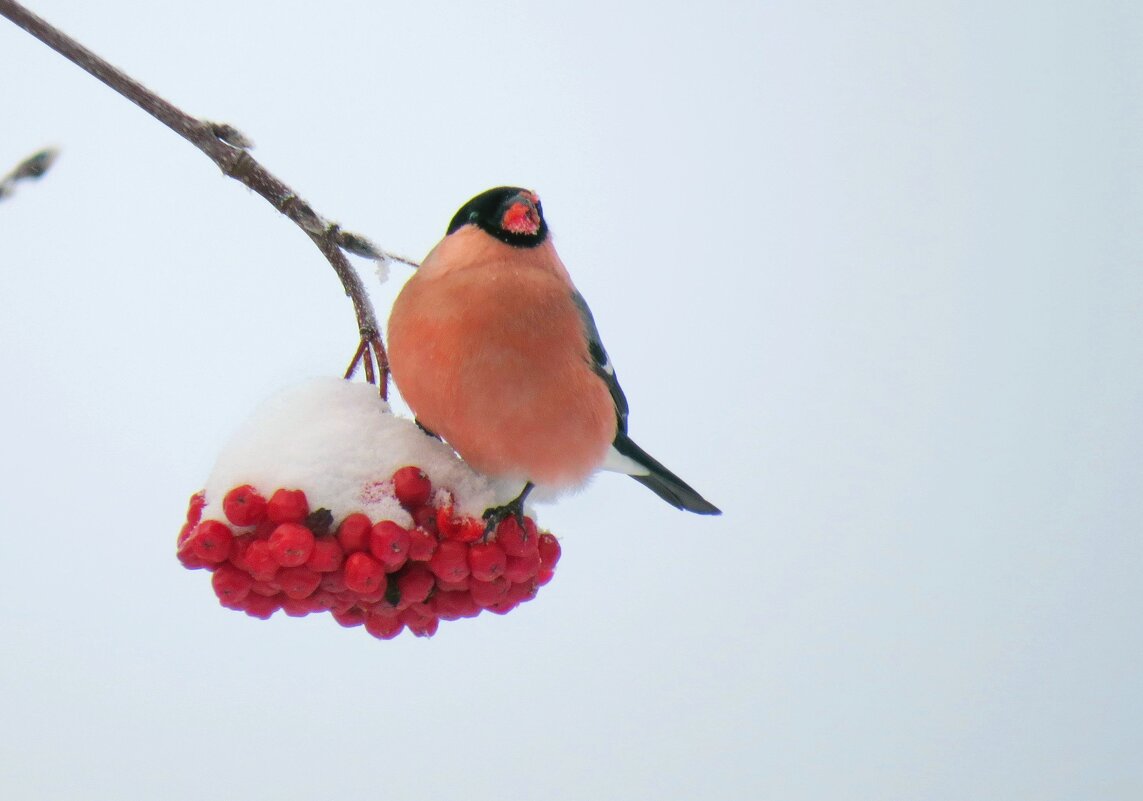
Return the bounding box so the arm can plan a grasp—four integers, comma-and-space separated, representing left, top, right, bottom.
689, 498, 723, 516
614, 433, 722, 516
631, 473, 722, 516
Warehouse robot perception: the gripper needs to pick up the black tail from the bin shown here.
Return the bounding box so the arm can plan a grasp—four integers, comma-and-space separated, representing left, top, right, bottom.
613, 432, 721, 515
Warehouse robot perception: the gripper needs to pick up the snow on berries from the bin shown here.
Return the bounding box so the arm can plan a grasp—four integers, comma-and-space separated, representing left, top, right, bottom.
177, 378, 561, 640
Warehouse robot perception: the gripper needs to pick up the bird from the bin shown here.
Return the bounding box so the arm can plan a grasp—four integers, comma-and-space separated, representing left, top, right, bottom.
387, 186, 720, 529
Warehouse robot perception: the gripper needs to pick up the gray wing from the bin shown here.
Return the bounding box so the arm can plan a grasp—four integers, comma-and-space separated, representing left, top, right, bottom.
571, 291, 629, 434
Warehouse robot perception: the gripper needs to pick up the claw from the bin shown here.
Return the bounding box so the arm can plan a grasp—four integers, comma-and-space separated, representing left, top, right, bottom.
481, 482, 534, 537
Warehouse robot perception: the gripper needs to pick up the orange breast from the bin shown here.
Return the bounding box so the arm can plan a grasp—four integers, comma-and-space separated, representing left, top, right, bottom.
388, 262, 616, 487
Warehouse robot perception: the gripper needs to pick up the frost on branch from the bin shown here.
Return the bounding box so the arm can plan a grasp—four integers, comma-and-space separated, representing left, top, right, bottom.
178, 378, 561, 639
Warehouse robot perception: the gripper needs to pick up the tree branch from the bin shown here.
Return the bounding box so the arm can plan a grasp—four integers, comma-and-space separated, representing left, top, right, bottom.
0, 0, 418, 398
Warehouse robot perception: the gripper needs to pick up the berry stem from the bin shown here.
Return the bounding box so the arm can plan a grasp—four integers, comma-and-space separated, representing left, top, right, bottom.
0, 0, 412, 397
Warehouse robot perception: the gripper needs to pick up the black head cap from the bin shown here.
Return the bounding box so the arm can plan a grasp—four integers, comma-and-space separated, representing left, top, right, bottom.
446, 186, 548, 248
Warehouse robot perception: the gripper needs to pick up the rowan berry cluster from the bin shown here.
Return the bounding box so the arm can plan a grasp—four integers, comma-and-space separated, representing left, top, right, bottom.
177, 466, 560, 639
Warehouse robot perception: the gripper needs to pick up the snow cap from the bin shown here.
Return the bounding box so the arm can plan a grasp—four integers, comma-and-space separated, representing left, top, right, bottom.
202, 377, 516, 525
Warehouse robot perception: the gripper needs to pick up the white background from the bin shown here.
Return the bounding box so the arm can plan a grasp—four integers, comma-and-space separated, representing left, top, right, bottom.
2, 1, 1141, 799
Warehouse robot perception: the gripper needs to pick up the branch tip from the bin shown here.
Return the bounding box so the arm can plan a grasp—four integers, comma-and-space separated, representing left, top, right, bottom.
16, 147, 59, 179
0, 146, 60, 202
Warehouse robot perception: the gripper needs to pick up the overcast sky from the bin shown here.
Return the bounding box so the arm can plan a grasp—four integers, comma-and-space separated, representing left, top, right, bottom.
2, 1, 1141, 799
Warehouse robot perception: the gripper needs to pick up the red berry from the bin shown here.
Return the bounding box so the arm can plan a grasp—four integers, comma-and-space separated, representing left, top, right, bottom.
332, 607, 365, 627
538, 533, 561, 571
438, 508, 483, 543
435, 505, 459, 539
430, 591, 461, 620
309, 590, 339, 611
428, 540, 470, 583
243, 540, 279, 582
357, 588, 388, 605
370, 521, 411, 571
186, 490, 206, 526
392, 466, 432, 509
506, 580, 538, 605
251, 521, 276, 540
486, 598, 519, 615
432, 590, 480, 620
404, 601, 434, 618
344, 552, 387, 595
176, 536, 210, 570
268, 523, 315, 567
495, 516, 538, 557
412, 506, 438, 534
536, 533, 558, 585
331, 595, 356, 614
459, 518, 486, 543
470, 577, 509, 608
227, 536, 251, 571
468, 541, 508, 582
188, 520, 233, 564
336, 513, 372, 553
401, 609, 438, 638
435, 576, 470, 592
250, 579, 280, 597
305, 538, 343, 572
396, 564, 435, 607
282, 597, 315, 617
504, 551, 542, 583
211, 563, 253, 606
277, 566, 322, 600
223, 484, 267, 526
267, 488, 309, 524
241, 592, 281, 619
364, 610, 403, 640
319, 571, 347, 593
177, 521, 194, 549
407, 528, 437, 562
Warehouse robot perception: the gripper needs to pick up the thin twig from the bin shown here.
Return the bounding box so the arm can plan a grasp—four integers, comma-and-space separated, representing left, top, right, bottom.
0, 147, 59, 201
343, 337, 390, 401
344, 340, 369, 381
369, 335, 390, 400
362, 343, 377, 386
0, 0, 414, 392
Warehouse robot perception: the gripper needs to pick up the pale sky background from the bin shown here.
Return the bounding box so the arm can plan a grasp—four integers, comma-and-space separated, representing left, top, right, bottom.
2, 1, 1141, 799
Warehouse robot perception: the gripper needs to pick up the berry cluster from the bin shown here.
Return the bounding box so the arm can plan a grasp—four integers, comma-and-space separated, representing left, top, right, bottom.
176, 467, 560, 639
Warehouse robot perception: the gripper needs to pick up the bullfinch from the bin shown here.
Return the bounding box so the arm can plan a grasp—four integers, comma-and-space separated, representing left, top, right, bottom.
387, 187, 721, 528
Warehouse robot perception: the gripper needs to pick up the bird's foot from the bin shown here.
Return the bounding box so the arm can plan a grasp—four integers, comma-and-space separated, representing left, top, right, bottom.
481, 482, 534, 538
481, 500, 525, 538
